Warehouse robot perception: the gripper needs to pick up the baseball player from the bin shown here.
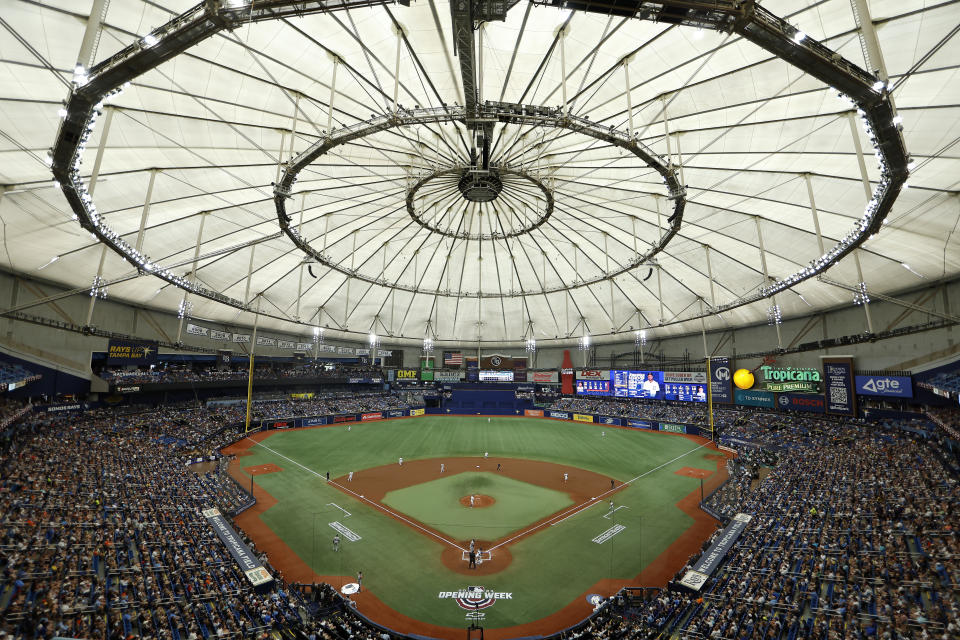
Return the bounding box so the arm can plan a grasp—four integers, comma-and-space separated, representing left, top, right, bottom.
608, 500, 615, 514
601, 431, 606, 438
496, 463, 501, 471
484, 452, 488, 460
470, 495, 475, 507
563, 472, 568, 483
470, 539, 475, 553
399, 457, 403, 466
348, 471, 354, 482
440, 463, 445, 473
357, 571, 362, 591
332, 534, 340, 552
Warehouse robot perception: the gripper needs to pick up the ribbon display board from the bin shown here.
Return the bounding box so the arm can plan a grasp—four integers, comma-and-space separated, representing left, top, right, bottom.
106, 339, 158, 365
679, 513, 752, 590
203, 508, 274, 591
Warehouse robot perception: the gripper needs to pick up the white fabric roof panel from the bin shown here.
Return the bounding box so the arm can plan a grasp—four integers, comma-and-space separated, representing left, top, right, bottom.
0, 0, 957, 345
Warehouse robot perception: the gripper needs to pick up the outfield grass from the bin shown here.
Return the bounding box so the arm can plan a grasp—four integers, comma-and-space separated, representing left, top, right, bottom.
381, 471, 574, 540
238, 416, 717, 630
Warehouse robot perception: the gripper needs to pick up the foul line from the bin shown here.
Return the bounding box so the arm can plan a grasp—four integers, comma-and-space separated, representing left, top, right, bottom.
487, 442, 709, 551
245, 438, 466, 552
327, 502, 352, 518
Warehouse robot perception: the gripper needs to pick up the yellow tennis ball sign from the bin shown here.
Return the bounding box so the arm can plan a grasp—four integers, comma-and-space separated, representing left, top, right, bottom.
733, 368, 755, 390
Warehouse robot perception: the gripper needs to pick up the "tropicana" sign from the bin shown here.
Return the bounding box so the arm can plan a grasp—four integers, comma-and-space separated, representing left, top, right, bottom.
759, 365, 821, 393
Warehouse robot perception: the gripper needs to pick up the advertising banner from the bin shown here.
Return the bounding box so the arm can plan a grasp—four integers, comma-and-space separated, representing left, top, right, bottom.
106, 339, 158, 365
256, 336, 276, 347
278, 340, 295, 349
333, 415, 357, 423
575, 379, 611, 396
466, 368, 479, 382
598, 416, 622, 426
530, 371, 559, 383
386, 409, 405, 418
409, 408, 425, 416
397, 369, 419, 380
186, 323, 208, 336
361, 412, 383, 421
823, 356, 856, 416
337, 346, 354, 355
524, 409, 544, 417
659, 422, 686, 434
758, 365, 822, 393
548, 411, 571, 420
435, 371, 465, 382
680, 513, 752, 590
296, 342, 314, 351
776, 392, 825, 413
573, 413, 594, 423
577, 370, 610, 380
734, 388, 776, 408
210, 329, 231, 341
855, 375, 913, 398
116, 385, 141, 394
203, 508, 274, 589
233, 333, 250, 343
709, 357, 733, 404
318, 344, 337, 353
302, 417, 327, 427
421, 370, 435, 381
269, 420, 291, 429
628, 419, 653, 429
663, 371, 708, 384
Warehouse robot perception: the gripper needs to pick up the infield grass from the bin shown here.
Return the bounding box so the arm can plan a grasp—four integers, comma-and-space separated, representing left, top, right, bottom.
381, 471, 574, 540
236, 416, 717, 630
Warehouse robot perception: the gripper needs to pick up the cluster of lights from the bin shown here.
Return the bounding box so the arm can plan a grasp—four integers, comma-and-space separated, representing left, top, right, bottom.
578, 334, 590, 351
60, 83, 247, 310
766, 304, 782, 326
368, 332, 380, 349
177, 298, 193, 319
422, 336, 434, 354
89, 275, 107, 299
853, 281, 870, 306
313, 326, 324, 343
758, 91, 901, 303
635, 329, 647, 347
525, 337, 537, 353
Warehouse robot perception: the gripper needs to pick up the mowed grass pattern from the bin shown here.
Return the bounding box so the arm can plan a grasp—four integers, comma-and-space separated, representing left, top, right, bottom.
381, 471, 574, 540
238, 417, 716, 629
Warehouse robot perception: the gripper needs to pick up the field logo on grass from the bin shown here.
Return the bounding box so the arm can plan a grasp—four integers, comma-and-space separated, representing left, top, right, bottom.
439, 586, 512, 619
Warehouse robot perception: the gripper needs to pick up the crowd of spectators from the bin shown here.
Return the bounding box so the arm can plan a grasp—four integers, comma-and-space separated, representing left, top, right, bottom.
0, 398, 31, 431
0, 364, 38, 388
1, 387, 958, 640
98, 362, 384, 385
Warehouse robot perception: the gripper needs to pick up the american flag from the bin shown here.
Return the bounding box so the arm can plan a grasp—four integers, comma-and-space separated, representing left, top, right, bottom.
444, 351, 463, 366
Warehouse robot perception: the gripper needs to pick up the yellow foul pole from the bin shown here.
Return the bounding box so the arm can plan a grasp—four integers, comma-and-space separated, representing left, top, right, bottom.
706, 356, 715, 441
244, 295, 261, 433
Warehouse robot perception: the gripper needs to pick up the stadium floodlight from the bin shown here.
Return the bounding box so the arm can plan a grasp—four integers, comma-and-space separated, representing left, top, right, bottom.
368, 332, 380, 349
578, 334, 590, 350
525, 337, 536, 353
142, 34, 159, 47
423, 337, 434, 354
635, 329, 647, 347
766, 304, 782, 326
853, 282, 870, 306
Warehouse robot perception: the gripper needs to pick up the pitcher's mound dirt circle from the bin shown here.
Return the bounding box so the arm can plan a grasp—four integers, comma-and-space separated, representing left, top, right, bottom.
459, 494, 495, 508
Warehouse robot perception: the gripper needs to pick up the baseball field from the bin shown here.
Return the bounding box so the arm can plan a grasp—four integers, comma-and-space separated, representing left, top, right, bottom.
223, 416, 729, 639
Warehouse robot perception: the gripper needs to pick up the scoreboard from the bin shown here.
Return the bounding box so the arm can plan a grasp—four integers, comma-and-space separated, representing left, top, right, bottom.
575, 370, 707, 403
663, 383, 706, 403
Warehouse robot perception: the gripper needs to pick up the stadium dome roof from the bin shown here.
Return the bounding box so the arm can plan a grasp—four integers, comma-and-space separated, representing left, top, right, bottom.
1, 0, 957, 346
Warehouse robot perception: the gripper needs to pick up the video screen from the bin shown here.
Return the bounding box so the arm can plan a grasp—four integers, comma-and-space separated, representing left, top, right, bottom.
663, 383, 707, 403
611, 370, 664, 399
479, 370, 514, 382
575, 380, 611, 396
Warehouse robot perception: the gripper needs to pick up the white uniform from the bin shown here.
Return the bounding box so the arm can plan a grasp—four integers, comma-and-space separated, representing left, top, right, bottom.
440, 463, 445, 473
470, 495, 475, 507
348, 471, 354, 482
563, 473, 568, 483
399, 457, 403, 466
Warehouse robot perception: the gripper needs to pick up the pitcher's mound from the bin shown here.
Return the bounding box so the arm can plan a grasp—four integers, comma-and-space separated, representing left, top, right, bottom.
459, 494, 495, 508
